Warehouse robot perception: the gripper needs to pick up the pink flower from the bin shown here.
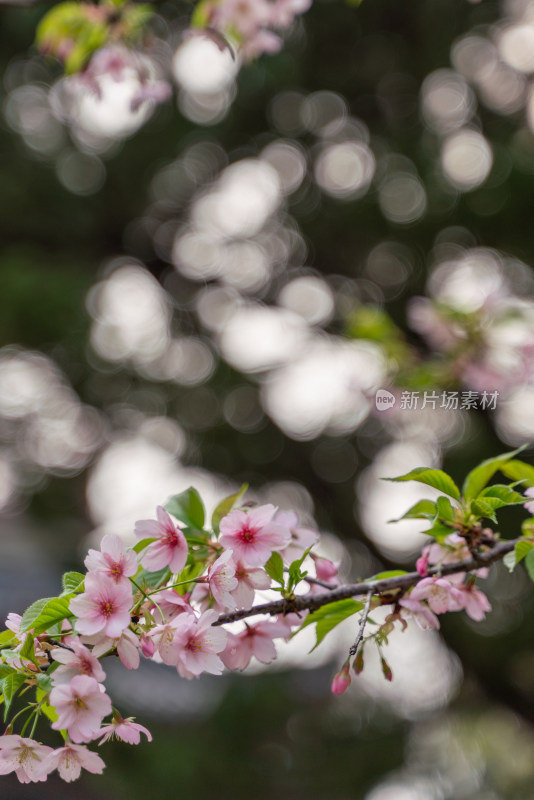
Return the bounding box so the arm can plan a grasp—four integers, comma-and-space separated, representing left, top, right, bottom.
331, 661, 351, 695
398, 597, 440, 630
269, 0, 311, 27
171, 610, 227, 677
0, 735, 53, 783
89, 628, 141, 670
95, 715, 152, 745
449, 583, 492, 621
135, 506, 188, 574
221, 620, 287, 670
213, 0, 272, 37
69, 573, 132, 638
219, 504, 291, 567
207, 550, 238, 608
51, 640, 106, 685
84, 534, 138, 586
39, 743, 105, 782
231, 560, 271, 608
149, 588, 193, 622
5, 612, 22, 634
314, 558, 339, 584
275, 510, 319, 565
524, 487, 534, 515
240, 29, 282, 61
50, 675, 112, 743
409, 576, 464, 614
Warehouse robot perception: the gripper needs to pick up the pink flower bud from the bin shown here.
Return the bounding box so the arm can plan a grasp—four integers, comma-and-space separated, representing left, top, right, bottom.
331, 660, 351, 695
416, 551, 429, 577
140, 634, 155, 658
315, 558, 338, 583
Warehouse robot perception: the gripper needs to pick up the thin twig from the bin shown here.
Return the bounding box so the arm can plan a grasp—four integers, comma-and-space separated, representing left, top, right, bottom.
213, 536, 520, 626
349, 589, 373, 657
305, 576, 338, 590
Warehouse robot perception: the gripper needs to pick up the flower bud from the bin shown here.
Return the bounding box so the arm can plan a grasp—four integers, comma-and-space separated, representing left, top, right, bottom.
353, 649, 364, 675
140, 634, 155, 658
380, 656, 393, 682
331, 660, 351, 695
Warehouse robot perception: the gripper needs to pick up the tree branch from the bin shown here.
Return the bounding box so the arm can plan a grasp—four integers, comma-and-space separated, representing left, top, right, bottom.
214, 536, 519, 626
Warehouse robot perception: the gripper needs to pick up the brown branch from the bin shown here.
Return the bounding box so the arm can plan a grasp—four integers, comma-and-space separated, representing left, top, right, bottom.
214, 536, 520, 626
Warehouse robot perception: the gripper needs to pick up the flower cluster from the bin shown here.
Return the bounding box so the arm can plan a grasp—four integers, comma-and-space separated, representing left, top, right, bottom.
0, 490, 334, 783
2, 453, 534, 782
189, 0, 312, 61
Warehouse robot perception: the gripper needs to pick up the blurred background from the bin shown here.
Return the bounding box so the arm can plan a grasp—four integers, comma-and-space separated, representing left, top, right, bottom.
2, 0, 534, 796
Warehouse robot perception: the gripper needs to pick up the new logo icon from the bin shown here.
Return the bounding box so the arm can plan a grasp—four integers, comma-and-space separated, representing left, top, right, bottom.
375, 389, 396, 411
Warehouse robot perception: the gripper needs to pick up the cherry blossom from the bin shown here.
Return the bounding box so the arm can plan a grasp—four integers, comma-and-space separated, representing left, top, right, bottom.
206, 550, 238, 609
231, 560, 271, 608
221, 620, 287, 670
407, 576, 464, 614
135, 506, 189, 574
89, 628, 141, 670
171, 609, 227, 677
0, 736, 53, 783
219, 504, 290, 566
50, 639, 106, 685
39, 743, 105, 782
95, 716, 152, 745
69, 573, 133, 638
449, 582, 492, 621
84, 534, 138, 586
398, 597, 441, 630
276, 510, 319, 565
50, 675, 112, 743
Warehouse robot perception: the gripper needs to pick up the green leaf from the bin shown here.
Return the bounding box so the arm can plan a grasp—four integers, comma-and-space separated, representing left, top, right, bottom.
516, 540, 532, 564
3, 673, 27, 721
503, 551, 516, 572
19, 633, 38, 667
471, 499, 497, 523
523, 518, 534, 537
500, 459, 534, 488
389, 500, 437, 523
36, 687, 59, 722
136, 566, 171, 591
0, 630, 15, 647
20, 597, 72, 636
132, 537, 156, 554
167, 560, 207, 594
20, 598, 55, 633
368, 570, 408, 581
296, 599, 364, 650
478, 485, 526, 506
36, 673, 53, 693
61, 571, 85, 595
166, 488, 205, 530
462, 447, 527, 501
525, 549, 534, 583
384, 468, 460, 500
287, 546, 313, 590
211, 484, 248, 532
421, 520, 455, 539
436, 496, 454, 521
265, 553, 284, 585
0, 664, 16, 679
